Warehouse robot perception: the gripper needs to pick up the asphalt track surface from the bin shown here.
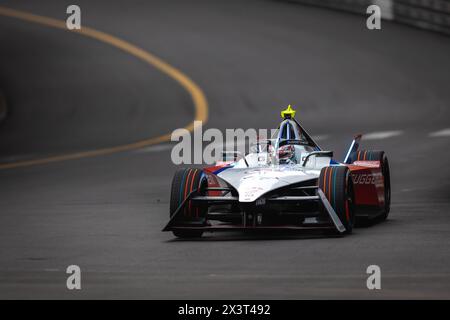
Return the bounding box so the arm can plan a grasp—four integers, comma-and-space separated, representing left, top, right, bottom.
0, 0, 449, 299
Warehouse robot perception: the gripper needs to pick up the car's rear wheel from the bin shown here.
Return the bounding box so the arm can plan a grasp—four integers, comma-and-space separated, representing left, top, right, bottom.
319, 166, 355, 234
349, 150, 391, 220
169, 168, 207, 238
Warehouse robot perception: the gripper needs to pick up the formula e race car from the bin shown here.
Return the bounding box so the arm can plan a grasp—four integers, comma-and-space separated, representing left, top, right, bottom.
163, 105, 391, 238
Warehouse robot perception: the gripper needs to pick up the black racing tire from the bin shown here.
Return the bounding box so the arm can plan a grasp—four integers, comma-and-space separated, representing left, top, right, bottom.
169, 168, 207, 238
319, 166, 355, 234
349, 150, 391, 220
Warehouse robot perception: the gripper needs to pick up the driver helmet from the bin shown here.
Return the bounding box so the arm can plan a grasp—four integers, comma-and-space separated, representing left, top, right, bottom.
278, 145, 296, 164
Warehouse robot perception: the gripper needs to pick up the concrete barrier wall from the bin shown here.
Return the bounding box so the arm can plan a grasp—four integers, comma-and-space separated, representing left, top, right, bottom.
395, 0, 450, 35
283, 0, 371, 15
282, 0, 450, 36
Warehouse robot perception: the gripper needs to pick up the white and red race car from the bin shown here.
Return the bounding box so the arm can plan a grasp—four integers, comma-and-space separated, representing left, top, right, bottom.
163, 106, 390, 238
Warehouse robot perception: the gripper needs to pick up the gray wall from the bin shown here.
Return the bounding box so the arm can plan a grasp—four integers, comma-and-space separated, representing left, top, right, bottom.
282, 0, 450, 36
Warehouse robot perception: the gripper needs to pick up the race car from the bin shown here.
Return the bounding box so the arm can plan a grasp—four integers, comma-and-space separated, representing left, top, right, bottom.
163, 105, 391, 238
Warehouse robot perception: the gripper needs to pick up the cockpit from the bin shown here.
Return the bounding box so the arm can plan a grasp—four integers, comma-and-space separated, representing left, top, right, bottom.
243, 106, 319, 166
274, 107, 320, 162
231, 105, 330, 168
260, 119, 311, 165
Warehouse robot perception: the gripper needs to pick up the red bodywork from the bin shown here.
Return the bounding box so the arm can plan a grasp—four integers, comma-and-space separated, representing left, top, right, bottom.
203, 162, 233, 197
346, 160, 385, 208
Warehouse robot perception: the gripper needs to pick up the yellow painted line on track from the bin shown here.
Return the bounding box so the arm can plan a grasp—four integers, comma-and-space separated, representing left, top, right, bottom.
0, 6, 208, 170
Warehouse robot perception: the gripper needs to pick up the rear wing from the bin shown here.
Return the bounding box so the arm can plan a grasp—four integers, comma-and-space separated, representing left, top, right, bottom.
343, 134, 362, 164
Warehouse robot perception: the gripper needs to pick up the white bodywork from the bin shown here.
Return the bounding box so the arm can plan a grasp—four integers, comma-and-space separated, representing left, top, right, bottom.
217, 150, 332, 202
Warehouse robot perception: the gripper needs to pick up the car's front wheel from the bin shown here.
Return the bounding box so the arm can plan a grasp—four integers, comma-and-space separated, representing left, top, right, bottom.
169, 168, 207, 238
319, 166, 355, 234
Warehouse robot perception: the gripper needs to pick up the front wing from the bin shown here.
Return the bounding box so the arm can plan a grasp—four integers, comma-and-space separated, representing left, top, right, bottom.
162, 186, 347, 234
